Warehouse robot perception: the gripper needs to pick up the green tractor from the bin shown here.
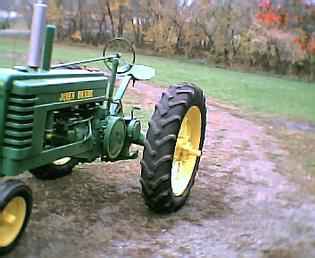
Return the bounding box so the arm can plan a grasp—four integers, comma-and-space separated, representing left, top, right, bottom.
0, 1, 206, 255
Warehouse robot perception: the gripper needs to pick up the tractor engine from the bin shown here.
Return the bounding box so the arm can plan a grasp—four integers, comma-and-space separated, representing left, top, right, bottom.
44, 103, 97, 149
43, 101, 142, 162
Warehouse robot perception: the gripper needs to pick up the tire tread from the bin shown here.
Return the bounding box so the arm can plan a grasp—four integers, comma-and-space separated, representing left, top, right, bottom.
140, 83, 206, 213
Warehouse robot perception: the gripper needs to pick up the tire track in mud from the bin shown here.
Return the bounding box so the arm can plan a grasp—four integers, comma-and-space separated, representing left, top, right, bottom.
6, 83, 315, 258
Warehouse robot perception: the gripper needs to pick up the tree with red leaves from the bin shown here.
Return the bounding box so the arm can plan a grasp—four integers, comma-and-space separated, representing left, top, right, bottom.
256, 0, 284, 27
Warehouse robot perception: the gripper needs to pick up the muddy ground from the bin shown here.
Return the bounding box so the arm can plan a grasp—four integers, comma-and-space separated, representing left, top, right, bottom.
5, 83, 315, 258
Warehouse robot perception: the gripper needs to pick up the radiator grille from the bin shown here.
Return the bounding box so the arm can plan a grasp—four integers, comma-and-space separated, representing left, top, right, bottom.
3, 94, 36, 149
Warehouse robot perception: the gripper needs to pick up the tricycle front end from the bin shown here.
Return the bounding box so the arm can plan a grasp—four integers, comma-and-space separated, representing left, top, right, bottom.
0, 0, 207, 255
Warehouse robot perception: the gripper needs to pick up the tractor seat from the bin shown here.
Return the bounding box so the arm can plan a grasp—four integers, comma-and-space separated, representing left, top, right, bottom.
128, 65, 155, 81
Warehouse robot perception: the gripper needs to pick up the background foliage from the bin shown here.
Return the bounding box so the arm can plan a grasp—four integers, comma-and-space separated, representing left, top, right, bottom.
1, 0, 315, 80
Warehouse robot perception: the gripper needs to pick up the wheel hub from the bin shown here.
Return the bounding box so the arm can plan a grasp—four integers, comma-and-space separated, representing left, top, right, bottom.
103, 116, 126, 160
0, 197, 27, 247
53, 157, 71, 166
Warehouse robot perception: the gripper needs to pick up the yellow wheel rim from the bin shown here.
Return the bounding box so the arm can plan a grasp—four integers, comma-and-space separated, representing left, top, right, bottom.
0, 197, 27, 247
171, 106, 202, 196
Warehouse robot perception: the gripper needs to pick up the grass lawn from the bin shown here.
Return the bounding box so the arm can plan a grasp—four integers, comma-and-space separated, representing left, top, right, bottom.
0, 37, 314, 123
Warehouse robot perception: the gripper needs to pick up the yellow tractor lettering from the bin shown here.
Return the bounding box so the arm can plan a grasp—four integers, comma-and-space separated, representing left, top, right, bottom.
78, 90, 94, 99
59, 92, 76, 102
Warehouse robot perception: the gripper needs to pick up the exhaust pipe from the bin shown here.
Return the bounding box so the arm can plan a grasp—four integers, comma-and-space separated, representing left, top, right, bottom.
27, 0, 48, 69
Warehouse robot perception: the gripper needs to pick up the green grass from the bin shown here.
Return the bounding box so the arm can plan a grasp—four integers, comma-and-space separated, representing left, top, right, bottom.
137, 55, 315, 123
1, 37, 314, 122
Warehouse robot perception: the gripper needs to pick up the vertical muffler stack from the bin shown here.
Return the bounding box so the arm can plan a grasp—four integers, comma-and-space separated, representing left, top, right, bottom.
27, 0, 47, 69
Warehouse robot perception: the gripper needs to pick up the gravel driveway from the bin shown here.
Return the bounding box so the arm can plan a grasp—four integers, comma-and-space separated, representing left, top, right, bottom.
5, 83, 315, 258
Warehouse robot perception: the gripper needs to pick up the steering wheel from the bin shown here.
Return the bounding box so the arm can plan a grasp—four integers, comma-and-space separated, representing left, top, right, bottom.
103, 38, 136, 74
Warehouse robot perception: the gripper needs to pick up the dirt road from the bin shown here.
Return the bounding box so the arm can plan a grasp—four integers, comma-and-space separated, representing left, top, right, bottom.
6, 83, 315, 258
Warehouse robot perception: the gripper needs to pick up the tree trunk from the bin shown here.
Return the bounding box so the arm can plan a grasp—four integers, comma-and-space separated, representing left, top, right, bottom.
131, 17, 143, 47
97, 12, 107, 43
78, 0, 84, 34
118, 5, 124, 37
175, 27, 183, 53
106, 1, 115, 38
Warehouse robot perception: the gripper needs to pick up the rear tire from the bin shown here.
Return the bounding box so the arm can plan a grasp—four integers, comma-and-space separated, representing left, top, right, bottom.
29, 158, 78, 180
140, 83, 206, 213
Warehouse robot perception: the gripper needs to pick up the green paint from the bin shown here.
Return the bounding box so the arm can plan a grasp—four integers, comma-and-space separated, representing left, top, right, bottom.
42, 25, 56, 71
0, 31, 152, 177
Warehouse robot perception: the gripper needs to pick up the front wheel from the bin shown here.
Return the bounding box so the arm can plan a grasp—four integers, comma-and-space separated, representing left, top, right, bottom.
29, 158, 78, 180
0, 180, 32, 255
140, 83, 206, 213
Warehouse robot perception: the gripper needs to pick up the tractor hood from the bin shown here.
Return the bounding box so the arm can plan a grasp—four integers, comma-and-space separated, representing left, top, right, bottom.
0, 67, 109, 169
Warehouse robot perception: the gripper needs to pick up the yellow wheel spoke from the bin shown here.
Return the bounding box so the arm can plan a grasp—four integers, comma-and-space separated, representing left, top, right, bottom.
172, 106, 202, 196
175, 141, 201, 158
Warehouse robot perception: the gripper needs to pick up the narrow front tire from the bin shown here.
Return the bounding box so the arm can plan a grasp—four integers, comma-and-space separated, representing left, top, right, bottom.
0, 180, 32, 255
29, 158, 78, 180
